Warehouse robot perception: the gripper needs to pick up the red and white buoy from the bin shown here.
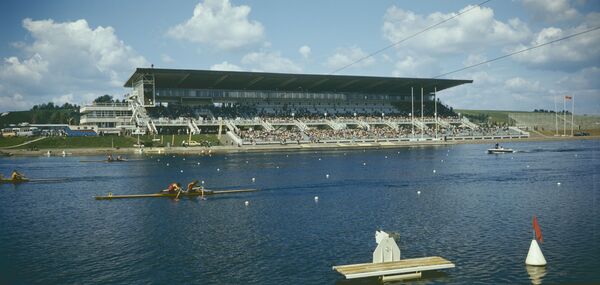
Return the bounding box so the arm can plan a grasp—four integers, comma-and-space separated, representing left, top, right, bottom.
526, 216, 546, 266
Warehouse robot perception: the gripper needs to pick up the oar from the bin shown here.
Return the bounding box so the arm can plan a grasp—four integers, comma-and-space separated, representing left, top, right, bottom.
175, 188, 182, 200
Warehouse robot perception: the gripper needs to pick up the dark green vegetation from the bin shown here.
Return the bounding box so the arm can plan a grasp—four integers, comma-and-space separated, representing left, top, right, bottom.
0, 134, 220, 149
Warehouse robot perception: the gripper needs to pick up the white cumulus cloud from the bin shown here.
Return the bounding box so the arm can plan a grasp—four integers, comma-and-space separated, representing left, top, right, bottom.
241, 51, 301, 73
325, 46, 375, 71
382, 5, 530, 55
522, 0, 580, 22
210, 61, 243, 71
0, 18, 147, 111
509, 15, 600, 71
299, 45, 311, 59
167, 0, 265, 50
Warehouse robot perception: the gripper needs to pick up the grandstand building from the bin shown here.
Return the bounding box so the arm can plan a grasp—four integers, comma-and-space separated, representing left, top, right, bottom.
81, 68, 529, 144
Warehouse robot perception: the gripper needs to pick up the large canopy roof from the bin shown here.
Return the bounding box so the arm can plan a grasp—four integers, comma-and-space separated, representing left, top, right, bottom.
125, 68, 472, 95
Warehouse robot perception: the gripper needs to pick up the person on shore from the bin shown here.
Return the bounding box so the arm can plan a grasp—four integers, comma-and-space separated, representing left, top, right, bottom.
495, 143, 500, 149
107, 154, 113, 162
116, 155, 123, 161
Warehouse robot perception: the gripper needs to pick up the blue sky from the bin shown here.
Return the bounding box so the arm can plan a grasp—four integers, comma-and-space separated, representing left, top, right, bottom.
0, 0, 599, 114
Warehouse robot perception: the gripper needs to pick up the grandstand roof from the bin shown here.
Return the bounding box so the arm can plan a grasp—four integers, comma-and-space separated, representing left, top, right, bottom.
124, 68, 472, 95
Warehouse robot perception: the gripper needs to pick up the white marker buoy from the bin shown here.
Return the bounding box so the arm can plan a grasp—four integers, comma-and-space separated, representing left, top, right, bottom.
433, 169, 436, 173
276, 166, 280, 169
183, 158, 186, 161
318, 158, 322, 161
217, 168, 220, 172
363, 162, 367, 166
385, 156, 388, 159
325, 174, 330, 179
197, 162, 200, 165
180, 170, 183, 173
251, 177, 256, 182
527, 165, 530, 168
244, 201, 249, 206
246, 161, 249, 164
314, 196, 319, 201
525, 239, 547, 266
201, 180, 205, 184
417, 191, 421, 195
166, 163, 170, 166
557, 182, 561, 186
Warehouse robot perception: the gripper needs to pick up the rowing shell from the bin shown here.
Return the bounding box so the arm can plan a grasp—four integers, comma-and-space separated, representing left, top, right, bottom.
0, 178, 30, 184
95, 188, 257, 200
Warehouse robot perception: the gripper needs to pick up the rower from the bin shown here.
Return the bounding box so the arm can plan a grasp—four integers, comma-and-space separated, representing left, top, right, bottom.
11, 170, 25, 181
187, 180, 199, 193
116, 155, 123, 161
163, 182, 182, 193
107, 154, 113, 162
495, 143, 500, 149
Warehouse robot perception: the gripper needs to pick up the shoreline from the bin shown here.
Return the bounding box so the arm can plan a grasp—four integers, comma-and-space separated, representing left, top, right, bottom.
3, 135, 598, 157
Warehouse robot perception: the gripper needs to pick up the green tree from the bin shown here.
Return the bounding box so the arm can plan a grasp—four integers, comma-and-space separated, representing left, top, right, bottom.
93, 95, 114, 103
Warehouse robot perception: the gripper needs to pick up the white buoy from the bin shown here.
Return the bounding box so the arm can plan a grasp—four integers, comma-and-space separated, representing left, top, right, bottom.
363, 162, 367, 166
197, 162, 200, 165
166, 163, 170, 166
441, 159, 444, 162
172, 155, 175, 158
157, 159, 160, 162
251, 177, 255, 182
574, 154, 578, 157
385, 156, 388, 159
417, 191, 421, 195
244, 201, 249, 206
246, 161, 249, 164
217, 168, 220, 172
525, 239, 547, 266
325, 174, 330, 179
183, 158, 186, 161
314, 196, 319, 201
433, 169, 436, 173
276, 166, 280, 169
201, 180, 205, 185
318, 158, 322, 161
527, 165, 530, 168
180, 170, 183, 173
557, 182, 561, 186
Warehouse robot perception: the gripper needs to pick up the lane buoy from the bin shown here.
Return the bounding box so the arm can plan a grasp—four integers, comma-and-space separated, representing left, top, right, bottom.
251, 177, 255, 182
363, 162, 367, 166
417, 191, 421, 195
314, 196, 319, 201
166, 163, 170, 166
244, 201, 249, 206
433, 169, 436, 173
217, 168, 220, 172
557, 182, 561, 186
326, 174, 330, 179
183, 158, 185, 161
180, 170, 183, 173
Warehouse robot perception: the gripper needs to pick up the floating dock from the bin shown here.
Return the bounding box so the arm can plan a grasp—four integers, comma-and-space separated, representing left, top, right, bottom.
95, 189, 257, 200
333, 256, 455, 280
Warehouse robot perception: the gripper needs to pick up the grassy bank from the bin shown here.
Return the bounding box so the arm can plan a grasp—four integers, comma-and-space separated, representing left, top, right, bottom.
455, 109, 528, 125
0, 134, 221, 149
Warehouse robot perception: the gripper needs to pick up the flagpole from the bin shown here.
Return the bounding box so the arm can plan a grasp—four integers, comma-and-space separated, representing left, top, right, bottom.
434, 86, 438, 139
563, 96, 566, 136
571, 96, 574, 136
421, 87, 424, 140
411, 87, 414, 138
554, 96, 558, 136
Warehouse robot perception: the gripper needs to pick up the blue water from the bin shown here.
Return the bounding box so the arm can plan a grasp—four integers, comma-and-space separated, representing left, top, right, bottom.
0, 140, 598, 284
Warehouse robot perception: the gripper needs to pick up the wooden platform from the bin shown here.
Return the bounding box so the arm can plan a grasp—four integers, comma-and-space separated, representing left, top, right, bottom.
333, 256, 455, 279
95, 189, 257, 200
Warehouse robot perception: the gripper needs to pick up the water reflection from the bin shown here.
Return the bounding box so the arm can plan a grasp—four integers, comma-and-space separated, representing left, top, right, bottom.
526, 265, 547, 285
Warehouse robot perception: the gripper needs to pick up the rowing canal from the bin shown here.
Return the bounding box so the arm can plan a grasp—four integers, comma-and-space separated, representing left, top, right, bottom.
1, 139, 598, 284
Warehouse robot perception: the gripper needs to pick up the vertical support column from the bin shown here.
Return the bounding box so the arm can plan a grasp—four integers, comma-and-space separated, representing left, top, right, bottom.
218, 118, 223, 139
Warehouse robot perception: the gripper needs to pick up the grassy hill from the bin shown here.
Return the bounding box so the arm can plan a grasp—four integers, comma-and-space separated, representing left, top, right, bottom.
0, 134, 221, 149
455, 109, 531, 125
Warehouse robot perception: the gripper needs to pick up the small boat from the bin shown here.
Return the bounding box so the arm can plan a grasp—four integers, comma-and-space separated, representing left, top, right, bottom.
488, 148, 515, 154
95, 188, 257, 200
0, 178, 30, 184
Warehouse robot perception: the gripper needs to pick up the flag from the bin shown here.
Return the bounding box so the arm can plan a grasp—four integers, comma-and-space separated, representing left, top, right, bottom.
565, 96, 573, 100
533, 216, 543, 243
